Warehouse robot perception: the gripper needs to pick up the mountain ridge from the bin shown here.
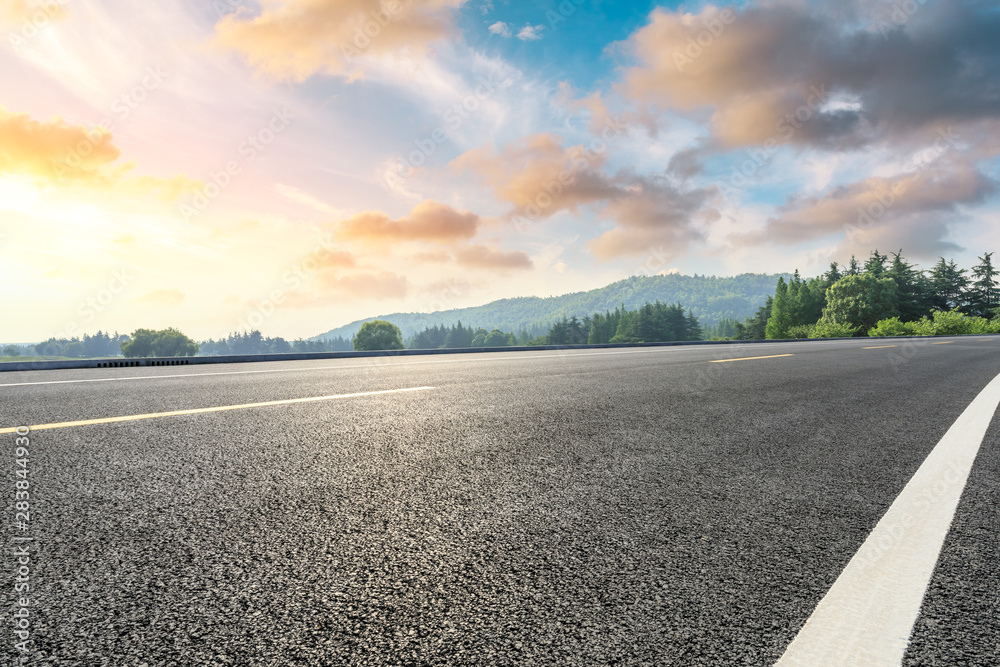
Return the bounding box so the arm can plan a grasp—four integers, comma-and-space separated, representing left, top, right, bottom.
312, 273, 788, 341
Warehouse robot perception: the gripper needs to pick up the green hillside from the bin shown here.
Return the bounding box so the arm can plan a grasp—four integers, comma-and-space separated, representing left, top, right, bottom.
312, 273, 789, 341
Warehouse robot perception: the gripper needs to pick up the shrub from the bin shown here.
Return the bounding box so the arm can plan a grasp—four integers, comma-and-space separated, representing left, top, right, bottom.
868, 317, 918, 337
809, 322, 859, 338
786, 324, 816, 339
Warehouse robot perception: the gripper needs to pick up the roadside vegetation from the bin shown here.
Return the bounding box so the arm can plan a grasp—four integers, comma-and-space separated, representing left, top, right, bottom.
730, 250, 999, 340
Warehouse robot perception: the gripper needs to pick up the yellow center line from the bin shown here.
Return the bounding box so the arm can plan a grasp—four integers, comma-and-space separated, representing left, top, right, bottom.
932, 341, 954, 345
709, 354, 794, 364
978, 339, 994, 342
863, 345, 897, 349
0, 386, 435, 434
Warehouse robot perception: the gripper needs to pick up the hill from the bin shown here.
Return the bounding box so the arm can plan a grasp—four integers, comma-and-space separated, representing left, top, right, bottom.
312, 273, 788, 341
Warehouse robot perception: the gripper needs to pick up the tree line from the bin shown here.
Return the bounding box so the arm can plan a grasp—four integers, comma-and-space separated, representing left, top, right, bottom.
199, 331, 353, 356
402, 301, 702, 350
731, 250, 999, 340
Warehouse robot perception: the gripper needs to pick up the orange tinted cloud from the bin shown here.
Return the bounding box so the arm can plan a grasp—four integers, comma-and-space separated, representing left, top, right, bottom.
0, 106, 199, 197
455, 244, 532, 270
0, 106, 121, 183
453, 133, 621, 218
215, 0, 466, 81
0, 0, 66, 27
335, 200, 479, 245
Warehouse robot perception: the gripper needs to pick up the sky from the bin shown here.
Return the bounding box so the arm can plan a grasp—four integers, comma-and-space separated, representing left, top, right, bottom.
2, 0, 999, 342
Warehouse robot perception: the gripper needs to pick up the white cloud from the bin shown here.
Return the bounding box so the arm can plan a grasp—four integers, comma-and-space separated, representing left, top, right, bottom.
517, 24, 544, 41
488, 21, 510, 38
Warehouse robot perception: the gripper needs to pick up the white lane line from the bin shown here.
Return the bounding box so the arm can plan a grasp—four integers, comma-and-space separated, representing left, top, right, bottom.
0, 386, 436, 434
0, 347, 730, 388
776, 370, 1000, 666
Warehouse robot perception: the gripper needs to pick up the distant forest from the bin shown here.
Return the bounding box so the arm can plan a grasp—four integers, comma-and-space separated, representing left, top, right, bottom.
313, 273, 788, 342
407, 302, 702, 349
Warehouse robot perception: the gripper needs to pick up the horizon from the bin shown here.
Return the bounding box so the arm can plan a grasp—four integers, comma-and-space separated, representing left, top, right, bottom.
4, 0, 999, 342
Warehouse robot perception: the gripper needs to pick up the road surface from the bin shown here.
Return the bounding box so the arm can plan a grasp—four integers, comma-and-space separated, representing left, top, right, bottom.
2, 337, 998, 665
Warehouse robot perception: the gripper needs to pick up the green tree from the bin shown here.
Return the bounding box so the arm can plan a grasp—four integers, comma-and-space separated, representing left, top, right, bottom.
484, 329, 509, 346
122, 328, 199, 357
968, 252, 998, 317
820, 275, 899, 334
154, 328, 200, 356
863, 250, 888, 277
929, 257, 969, 312
352, 320, 404, 351
62, 341, 85, 357
847, 255, 861, 276
734, 296, 772, 340
121, 329, 155, 357
886, 250, 931, 321
765, 277, 794, 339
444, 322, 474, 348
471, 332, 487, 347
3, 345, 20, 357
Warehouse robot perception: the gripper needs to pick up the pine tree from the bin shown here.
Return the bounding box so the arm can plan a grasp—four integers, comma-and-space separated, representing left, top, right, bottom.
765, 277, 793, 339
929, 258, 969, 311
864, 250, 888, 277
969, 252, 999, 317
887, 250, 931, 321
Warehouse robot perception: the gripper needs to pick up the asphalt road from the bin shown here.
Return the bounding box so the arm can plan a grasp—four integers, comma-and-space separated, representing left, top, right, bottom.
1, 337, 998, 665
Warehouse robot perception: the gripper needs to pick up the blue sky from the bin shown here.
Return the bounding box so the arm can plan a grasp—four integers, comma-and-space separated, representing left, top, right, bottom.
2, 0, 998, 340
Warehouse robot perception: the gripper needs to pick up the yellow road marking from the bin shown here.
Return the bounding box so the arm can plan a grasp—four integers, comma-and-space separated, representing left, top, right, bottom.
932, 341, 954, 345
0, 386, 435, 434
863, 345, 897, 349
709, 354, 794, 364
978, 339, 994, 342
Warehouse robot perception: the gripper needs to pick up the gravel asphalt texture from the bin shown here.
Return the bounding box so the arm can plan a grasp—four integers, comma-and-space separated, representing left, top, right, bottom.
1, 337, 998, 665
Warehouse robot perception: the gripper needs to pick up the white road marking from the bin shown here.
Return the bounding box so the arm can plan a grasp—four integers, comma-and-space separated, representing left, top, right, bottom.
776, 370, 1000, 666
0, 386, 436, 434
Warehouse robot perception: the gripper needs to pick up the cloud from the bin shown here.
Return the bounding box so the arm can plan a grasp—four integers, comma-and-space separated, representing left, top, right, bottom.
0, 106, 122, 183
335, 199, 479, 245
453, 133, 621, 219
488, 21, 510, 38
455, 244, 532, 270
0, 106, 199, 198
214, 0, 467, 82
621, 1, 1000, 150
0, 0, 65, 27
516, 24, 544, 41
285, 271, 409, 307
134, 289, 186, 307
454, 133, 716, 260
732, 157, 995, 255
588, 177, 716, 260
